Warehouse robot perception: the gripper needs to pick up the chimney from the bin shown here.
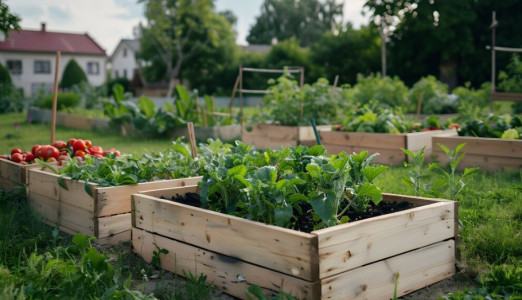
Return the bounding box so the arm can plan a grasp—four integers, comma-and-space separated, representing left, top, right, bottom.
41, 22, 46, 32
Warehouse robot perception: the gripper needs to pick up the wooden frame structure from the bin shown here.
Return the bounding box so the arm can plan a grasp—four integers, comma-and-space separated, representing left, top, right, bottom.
489, 11, 522, 110
229, 66, 305, 125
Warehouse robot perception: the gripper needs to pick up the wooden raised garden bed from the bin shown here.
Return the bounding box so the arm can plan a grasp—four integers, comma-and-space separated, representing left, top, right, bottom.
132, 185, 457, 300
320, 130, 456, 165
241, 124, 331, 149
27, 106, 110, 131
0, 159, 52, 190
432, 135, 522, 172
27, 168, 201, 245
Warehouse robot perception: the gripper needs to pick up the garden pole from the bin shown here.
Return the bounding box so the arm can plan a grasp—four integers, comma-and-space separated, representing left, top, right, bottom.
310, 118, 321, 145
50, 51, 61, 144
187, 122, 197, 158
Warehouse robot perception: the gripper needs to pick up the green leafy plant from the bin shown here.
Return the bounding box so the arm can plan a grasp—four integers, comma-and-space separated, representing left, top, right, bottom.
409, 75, 457, 114
36, 92, 80, 111
261, 73, 343, 126
352, 73, 410, 109
336, 101, 412, 133
457, 114, 522, 139
199, 145, 387, 230
402, 143, 478, 200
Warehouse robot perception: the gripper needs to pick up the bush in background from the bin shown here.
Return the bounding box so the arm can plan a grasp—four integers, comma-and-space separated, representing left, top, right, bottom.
36, 92, 80, 110
409, 75, 457, 114
498, 54, 522, 113
106, 77, 131, 97
59, 59, 88, 90
0, 62, 24, 114
351, 73, 410, 109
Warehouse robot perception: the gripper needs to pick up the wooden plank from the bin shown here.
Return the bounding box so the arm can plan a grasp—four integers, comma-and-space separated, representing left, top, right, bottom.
433, 151, 522, 172
321, 240, 455, 300
433, 136, 522, 158
95, 213, 131, 238
133, 189, 319, 281
491, 91, 522, 102
29, 192, 95, 236
132, 228, 320, 300
63, 114, 91, 130
95, 230, 130, 245
298, 125, 331, 142
319, 131, 406, 149
314, 201, 455, 278
0, 159, 48, 186
406, 129, 457, 153
95, 176, 202, 217
27, 168, 60, 199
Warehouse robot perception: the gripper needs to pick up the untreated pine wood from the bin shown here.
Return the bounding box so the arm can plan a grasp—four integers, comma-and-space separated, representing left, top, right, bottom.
133, 186, 319, 281
490, 91, 522, 102
132, 228, 320, 300
321, 240, 455, 300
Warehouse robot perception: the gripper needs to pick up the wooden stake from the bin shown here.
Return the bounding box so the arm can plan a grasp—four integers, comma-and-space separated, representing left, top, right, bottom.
187, 122, 197, 158
50, 51, 61, 144
416, 93, 423, 121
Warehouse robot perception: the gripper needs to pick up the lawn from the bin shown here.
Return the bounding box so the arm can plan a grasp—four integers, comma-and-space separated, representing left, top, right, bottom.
0, 110, 520, 299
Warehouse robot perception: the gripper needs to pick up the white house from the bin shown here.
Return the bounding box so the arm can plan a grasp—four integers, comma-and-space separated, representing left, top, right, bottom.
0, 23, 107, 97
110, 39, 140, 80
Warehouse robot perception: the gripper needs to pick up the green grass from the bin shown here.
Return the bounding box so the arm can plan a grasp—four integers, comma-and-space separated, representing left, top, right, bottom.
0, 110, 521, 299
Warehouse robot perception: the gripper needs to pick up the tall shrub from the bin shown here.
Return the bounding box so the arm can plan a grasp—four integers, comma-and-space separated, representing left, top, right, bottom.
0, 62, 23, 113
60, 59, 88, 89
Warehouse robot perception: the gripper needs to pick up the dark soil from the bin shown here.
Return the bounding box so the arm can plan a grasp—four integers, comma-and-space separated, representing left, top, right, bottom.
164, 193, 416, 233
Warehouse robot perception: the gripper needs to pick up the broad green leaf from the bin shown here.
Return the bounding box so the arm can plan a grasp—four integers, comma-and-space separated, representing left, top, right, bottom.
455, 142, 467, 153
437, 143, 450, 155
363, 165, 388, 182
58, 176, 68, 190
84, 180, 94, 197
228, 164, 247, 177
138, 97, 156, 118
274, 205, 293, 227
356, 182, 383, 205
305, 164, 321, 179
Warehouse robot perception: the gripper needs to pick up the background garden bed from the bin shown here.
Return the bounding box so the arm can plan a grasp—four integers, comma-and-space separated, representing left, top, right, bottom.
241, 124, 331, 149
320, 129, 456, 165
27, 168, 201, 245
432, 135, 522, 171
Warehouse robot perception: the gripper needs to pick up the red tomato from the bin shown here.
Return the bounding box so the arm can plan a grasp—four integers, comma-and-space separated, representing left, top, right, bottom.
88, 146, 103, 156
23, 152, 35, 162
0, 154, 8, 160
73, 139, 87, 151
74, 150, 86, 158
45, 146, 60, 160
85, 140, 92, 149
60, 150, 69, 156
68, 138, 77, 147
449, 123, 460, 129
31, 144, 41, 156
11, 153, 24, 163
11, 148, 22, 155
36, 146, 46, 159
52, 140, 67, 150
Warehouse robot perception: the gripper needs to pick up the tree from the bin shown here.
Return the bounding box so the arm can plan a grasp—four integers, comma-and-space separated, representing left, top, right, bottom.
60, 59, 88, 89
308, 24, 381, 85
363, 0, 522, 88
0, 0, 21, 38
137, 0, 238, 96
247, 0, 344, 47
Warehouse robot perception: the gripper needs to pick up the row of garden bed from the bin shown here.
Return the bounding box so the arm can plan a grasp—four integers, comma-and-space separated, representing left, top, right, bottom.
0, 155, 456, 300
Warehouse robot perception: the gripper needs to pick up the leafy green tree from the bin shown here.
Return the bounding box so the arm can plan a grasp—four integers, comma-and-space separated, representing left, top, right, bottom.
60, 59, 88, 89
0, 61, 23, 113
137, 0, 238, 96
247, 0, 344, 47
308, 24, 381, 85
0, 0, 21, 38
264, 38, 310, 73
364, 0, 522, 88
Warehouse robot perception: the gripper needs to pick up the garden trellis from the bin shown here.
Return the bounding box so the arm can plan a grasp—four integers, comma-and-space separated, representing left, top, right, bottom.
229, 66, 305, 126
489, 11, 522, 110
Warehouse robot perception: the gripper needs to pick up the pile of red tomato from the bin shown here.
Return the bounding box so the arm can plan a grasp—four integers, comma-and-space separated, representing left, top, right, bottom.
0, 138, 120, 165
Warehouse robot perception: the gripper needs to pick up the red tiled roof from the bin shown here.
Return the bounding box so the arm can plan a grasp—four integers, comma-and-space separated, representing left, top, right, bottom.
0, 28, 106, 56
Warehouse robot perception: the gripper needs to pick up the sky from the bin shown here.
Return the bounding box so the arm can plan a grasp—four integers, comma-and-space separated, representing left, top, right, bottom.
8, 0, 369, 55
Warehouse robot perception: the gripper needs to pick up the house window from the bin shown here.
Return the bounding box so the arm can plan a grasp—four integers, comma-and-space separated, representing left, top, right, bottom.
34, 60, 51, 74
6, 60, 22, 75
115, 70, 119, 77
123, 48, 127, 57
87, 62, 99, 75
123, 69, 127, 78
